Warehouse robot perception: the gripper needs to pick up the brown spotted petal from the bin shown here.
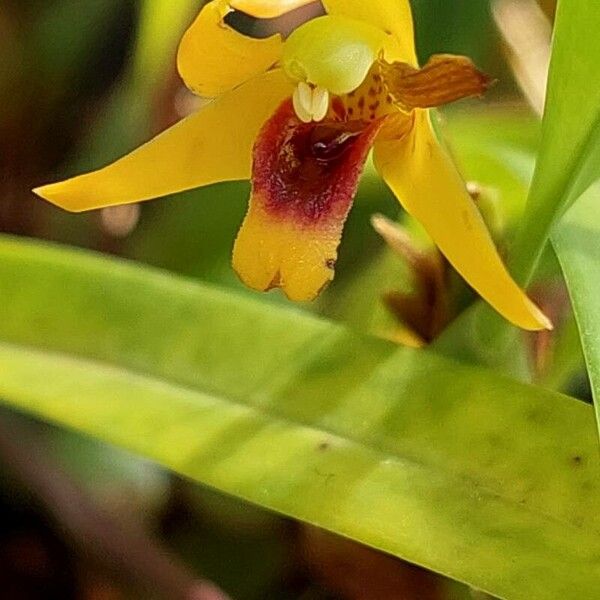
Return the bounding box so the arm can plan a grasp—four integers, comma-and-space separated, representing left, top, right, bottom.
382, 54, 493, 111
233, 100, 385, 301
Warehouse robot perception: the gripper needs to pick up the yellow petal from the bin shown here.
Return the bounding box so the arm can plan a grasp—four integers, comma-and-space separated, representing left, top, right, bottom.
177, 0, 283, 97
374, 110, 552, 331
34, 70, 294, 212
322, 0, 416, 64
230, 0, 317, 18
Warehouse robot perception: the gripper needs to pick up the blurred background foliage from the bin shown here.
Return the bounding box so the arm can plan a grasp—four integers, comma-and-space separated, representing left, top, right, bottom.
0, 1, 580, 599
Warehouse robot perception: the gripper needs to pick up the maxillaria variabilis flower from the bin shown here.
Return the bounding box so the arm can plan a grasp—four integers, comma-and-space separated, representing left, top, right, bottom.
34, 0, 552, 331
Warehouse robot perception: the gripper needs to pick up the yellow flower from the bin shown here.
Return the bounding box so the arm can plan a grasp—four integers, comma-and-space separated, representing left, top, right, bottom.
34, 0, 551, 331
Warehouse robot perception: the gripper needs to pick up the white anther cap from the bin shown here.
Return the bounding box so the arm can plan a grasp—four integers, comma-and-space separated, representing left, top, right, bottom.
292, 82, 330, 123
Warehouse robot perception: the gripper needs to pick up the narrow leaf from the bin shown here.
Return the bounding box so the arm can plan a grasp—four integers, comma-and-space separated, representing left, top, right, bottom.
512, 0, 600, 282
553, 183, 600, 433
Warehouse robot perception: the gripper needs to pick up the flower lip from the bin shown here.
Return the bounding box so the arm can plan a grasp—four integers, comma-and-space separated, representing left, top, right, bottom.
232, 99, 386, 301
311, 127, 366, 162
253, 103, 385, 224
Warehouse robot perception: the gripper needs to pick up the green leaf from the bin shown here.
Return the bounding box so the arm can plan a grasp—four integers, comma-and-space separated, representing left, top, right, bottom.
553, 183, 600, 429
0, 237, 599, 599
516, 1, 600, 434
512, 0, 600, 284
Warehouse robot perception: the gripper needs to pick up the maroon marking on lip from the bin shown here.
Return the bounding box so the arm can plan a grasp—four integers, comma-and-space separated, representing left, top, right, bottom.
331, 97, 347, 120
252, 99, 384, 228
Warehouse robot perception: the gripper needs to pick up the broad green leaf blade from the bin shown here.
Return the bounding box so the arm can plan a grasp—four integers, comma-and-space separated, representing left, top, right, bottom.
512, 0, 600, 283
553, 183, 600, 430
1, 237, 599, 599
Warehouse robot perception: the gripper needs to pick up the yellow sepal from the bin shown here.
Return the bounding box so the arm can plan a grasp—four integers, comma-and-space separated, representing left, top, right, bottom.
34, 70, 294, 212
374, 110, 552, 331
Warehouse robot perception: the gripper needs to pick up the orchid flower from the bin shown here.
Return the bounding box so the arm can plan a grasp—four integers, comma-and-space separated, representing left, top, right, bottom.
34, 0, 551, 331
